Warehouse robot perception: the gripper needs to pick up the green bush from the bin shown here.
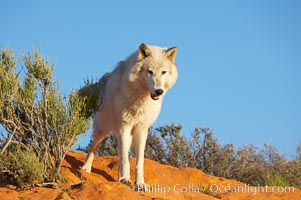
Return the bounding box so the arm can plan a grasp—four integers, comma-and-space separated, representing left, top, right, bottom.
0, 147, 44, 188
0, 47, 89, 186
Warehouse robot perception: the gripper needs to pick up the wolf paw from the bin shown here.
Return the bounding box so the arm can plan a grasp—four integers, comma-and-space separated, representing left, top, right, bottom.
81, 165, 91, 173
135, 183, 150, 192
119, 178, 133, 188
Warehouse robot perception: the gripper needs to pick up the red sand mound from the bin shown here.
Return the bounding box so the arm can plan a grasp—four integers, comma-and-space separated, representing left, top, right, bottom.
1, 150, 300, 200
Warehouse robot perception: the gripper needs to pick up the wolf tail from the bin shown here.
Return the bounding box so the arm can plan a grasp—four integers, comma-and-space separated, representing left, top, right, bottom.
78, 72, 111, 119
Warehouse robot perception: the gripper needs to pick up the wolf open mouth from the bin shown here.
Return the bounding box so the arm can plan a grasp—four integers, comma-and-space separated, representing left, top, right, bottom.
150, 93, 160, 100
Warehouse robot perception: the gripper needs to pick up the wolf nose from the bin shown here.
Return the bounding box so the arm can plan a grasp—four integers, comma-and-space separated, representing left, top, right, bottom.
155, 89, 164, 95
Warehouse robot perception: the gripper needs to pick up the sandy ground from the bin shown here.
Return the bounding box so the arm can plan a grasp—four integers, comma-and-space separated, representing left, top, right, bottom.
0, 150, 300, 200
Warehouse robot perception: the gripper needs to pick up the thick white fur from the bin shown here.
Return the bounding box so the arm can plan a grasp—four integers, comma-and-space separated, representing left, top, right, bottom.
81, 43, 178, 189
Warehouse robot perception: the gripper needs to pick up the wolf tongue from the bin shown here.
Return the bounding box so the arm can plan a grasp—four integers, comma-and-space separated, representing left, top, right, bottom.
150, 93, 160, 100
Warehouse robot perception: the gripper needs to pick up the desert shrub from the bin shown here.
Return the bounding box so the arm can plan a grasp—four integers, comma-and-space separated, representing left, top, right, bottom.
0, 146, 44, 188
144, 128, 166, 163
232, 143, 301, 187
232, 145, 265, 185
155, 124, 193, 167
179, 128, 234, 178
93, 124, 301, 189
95, 133, 119, 156
284, 160, 301, 188
78, 73, 110, 119
0, 48, 89, 186
261, 143, 288, 186
297, 141, 301, 161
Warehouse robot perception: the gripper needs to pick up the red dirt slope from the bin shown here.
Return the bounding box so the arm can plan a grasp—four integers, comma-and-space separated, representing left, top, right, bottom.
1, 150, 300, 200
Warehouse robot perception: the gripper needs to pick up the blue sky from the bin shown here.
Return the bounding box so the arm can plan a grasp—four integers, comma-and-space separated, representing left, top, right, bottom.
1, 0, 300, 156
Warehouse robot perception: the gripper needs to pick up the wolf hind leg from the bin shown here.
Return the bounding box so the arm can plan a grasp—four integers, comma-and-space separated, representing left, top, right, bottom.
81, 130, 109, 173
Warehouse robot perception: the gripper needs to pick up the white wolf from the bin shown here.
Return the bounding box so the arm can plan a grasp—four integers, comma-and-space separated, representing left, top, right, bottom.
81, 43, 178, 190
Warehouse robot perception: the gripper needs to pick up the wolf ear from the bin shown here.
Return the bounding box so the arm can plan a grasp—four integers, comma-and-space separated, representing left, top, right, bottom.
138, 43, 152, 59
165, 47, 177, 63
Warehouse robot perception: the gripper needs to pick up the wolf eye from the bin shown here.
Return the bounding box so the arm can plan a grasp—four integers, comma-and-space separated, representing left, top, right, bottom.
147, 69, 153, 75
162, 71, 167, 75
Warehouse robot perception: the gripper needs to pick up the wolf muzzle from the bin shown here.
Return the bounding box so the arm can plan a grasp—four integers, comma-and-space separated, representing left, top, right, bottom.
150, 89, 164, 100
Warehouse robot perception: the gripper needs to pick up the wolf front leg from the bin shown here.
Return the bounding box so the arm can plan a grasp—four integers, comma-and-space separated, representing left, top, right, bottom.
132, 126, 149, 192
117, 125, 133, 187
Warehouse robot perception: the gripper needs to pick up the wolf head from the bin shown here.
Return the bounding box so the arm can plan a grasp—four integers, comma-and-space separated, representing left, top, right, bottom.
130, 43, 178, 101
